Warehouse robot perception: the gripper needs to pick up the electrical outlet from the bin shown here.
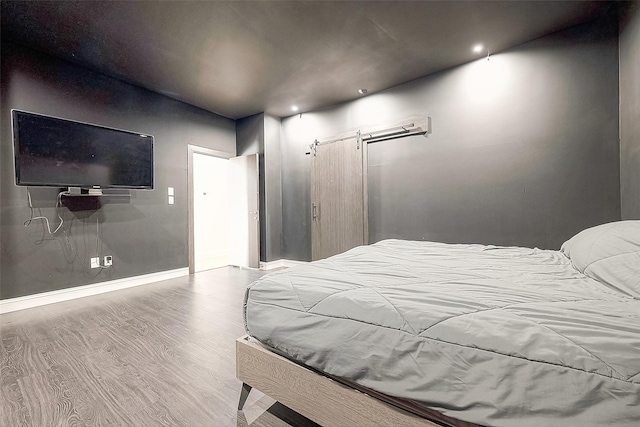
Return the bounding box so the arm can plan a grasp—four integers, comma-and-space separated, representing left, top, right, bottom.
90, 257, 100, 268
103, 255, 113, 267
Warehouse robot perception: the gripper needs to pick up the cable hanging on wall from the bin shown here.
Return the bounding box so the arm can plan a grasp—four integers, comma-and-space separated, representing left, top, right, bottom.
24, 188, 65, 234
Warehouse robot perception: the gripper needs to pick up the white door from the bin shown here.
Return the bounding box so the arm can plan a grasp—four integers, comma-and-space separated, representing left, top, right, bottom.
193, 153, 230, 272
228, 154, 260, 268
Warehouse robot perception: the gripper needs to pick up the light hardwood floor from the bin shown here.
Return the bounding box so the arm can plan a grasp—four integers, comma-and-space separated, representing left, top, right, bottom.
1, 267, 319, 427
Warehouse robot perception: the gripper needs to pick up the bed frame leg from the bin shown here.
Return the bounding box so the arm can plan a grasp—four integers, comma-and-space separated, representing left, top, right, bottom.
238, 382, 252, 410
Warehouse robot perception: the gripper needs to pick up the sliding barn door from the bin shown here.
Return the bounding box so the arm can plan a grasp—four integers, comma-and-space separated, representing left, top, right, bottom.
311, 136, 368, 261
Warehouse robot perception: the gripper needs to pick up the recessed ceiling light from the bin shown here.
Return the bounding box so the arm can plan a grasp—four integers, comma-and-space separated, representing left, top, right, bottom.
358, 88, 368, 95
291, 105, 299, 112
473, 44, 484, 54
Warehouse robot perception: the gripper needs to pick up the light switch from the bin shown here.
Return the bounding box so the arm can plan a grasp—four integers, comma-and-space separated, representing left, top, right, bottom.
168, 187, 174, 196
168, 195, 174, 205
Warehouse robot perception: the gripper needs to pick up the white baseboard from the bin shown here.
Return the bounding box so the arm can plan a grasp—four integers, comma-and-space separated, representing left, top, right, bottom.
0, 268, 189, 314
259, 259, 309, 270
282, 259, 309, 268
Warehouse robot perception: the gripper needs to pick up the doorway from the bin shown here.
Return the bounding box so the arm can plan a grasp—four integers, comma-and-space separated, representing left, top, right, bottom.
188, 145, 260, 274
193, 152, 230, 272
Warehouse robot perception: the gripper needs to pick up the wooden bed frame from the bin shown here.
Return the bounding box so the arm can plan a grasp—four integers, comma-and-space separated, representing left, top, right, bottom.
236, 335, 475, 427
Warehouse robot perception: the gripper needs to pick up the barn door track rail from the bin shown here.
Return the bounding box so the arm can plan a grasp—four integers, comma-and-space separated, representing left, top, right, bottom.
306, 116, 431, 156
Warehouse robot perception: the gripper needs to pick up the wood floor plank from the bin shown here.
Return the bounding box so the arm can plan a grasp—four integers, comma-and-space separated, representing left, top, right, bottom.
51, 360, 135, 427
17, 370, 85, 427
0, 267, 311, 426
128, 398, 185, 426
49, 314, 113, 359
1, 381, 33, 427
74, 350, 160, 418
1, 327, 49, 387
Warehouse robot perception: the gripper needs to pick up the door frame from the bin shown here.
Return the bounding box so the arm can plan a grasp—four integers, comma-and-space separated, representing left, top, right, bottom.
187, 144, 233, 274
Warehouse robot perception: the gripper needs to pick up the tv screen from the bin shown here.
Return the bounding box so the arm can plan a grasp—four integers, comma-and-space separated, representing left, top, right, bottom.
12, 110, 154, 190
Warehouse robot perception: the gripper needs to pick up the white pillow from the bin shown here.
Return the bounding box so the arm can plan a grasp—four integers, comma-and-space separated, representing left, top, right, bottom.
561, 221, 640, 299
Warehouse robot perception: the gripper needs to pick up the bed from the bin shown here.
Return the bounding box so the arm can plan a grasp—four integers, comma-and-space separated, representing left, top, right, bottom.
238, 221, 640, 426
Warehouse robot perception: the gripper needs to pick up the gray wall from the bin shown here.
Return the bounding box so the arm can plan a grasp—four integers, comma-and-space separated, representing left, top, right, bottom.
281, 16, 621, 261
1, 42, 235, 299
263, 114, 283, 262
620, 2, 640, 220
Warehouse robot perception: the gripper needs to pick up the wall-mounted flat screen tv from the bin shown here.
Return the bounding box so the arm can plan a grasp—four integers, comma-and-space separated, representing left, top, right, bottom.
12, 110, 154, 190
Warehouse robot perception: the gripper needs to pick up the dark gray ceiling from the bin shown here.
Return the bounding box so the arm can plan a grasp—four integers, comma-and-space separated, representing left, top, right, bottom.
1, 1, 612, 119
